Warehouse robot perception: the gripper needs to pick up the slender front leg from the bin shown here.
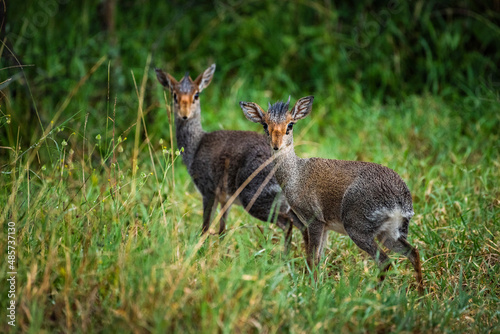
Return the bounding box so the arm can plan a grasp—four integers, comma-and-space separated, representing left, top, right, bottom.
276, 212, 294, 253
218, 202, 231, 237
306, 220, 326, 279
283, 217, 293, 254
201, 195, 216, 235
286, 210, 308, 253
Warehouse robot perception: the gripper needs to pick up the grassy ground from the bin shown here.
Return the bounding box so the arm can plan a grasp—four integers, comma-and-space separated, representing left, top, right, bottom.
1, 1, 500, 333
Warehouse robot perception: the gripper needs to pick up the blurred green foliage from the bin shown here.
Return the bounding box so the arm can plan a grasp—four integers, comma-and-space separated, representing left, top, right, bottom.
2, 0, 499, 151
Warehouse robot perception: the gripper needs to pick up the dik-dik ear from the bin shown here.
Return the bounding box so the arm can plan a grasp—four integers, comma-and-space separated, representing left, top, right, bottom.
194, 64, 216, 92
291, 96, 314, 120
239, 101, 266, 123
155, 68, 177, 90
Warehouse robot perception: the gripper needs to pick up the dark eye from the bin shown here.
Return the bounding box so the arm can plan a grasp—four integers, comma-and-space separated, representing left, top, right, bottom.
173, 93, 178, 103
286, 122, 294, 134
193, 92, 199, 103
262, 123, 269, 134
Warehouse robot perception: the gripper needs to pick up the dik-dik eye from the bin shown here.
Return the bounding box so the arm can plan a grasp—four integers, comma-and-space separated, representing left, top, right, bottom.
193, 92, 199, 103
286, 122, 294, 134
262, 123, 269, 134
173, 93, 178, 103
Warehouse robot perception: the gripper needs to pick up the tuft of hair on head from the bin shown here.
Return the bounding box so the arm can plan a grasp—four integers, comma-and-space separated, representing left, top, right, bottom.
178, 71, 193, 93
267, 99, 291, 123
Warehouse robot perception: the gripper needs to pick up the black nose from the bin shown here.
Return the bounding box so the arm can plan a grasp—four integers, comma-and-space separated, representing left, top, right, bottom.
273, 146, 279, 151
182, 116, 188, 120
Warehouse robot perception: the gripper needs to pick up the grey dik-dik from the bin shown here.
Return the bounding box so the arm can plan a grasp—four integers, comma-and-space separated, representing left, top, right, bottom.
155, 64, 304, 248
239, 96, 424, 294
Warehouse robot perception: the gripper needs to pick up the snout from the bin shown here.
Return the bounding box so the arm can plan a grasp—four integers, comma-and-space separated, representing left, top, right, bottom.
271, 133, 284, 151
179, 104, 191, 120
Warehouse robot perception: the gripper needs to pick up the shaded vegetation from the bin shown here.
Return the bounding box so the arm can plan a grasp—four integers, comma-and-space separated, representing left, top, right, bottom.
1, 0, 499, 333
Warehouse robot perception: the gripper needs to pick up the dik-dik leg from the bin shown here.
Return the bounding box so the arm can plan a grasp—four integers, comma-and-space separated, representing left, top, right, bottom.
343, 216, 392, 283
280, 210, 308, 253
276, 213, 293, 253
201, 194, 217, 235
218, 201, 232, 237
306, 220, 327, 279
379, 235, 424, 295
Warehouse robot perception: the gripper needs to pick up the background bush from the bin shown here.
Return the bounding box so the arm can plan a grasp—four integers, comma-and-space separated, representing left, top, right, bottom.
2, 0, 499, 151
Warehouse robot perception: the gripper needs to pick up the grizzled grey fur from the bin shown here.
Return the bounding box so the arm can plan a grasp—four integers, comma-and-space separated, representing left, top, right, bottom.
267, 99, 290, 123
178, 72, 194, 94
240, 96, 423, 294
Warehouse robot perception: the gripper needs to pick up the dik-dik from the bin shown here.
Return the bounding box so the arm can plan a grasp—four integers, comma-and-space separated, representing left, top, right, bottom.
155, 64, 304, 248
240, 96, 423, 294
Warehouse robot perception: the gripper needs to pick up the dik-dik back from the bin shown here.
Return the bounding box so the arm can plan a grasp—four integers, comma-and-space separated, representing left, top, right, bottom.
155, 64, 303, 247
283, 158, 413, 235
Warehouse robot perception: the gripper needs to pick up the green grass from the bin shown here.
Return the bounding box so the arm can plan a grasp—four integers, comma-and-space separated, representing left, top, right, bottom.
1, 1, 500, 333
1, 86, 498, 332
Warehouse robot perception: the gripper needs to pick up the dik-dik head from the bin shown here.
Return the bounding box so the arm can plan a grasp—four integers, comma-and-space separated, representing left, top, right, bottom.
240, 96, 314, 151
155, 64, 216, 120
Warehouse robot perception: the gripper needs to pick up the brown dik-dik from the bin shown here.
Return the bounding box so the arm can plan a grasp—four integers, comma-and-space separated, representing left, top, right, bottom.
155, 64, 304, 249
240, 96, 424, 294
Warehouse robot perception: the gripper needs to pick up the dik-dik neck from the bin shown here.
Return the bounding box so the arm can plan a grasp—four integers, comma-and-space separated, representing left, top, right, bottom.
175, 114, 205, 168
272, 143, 301, 189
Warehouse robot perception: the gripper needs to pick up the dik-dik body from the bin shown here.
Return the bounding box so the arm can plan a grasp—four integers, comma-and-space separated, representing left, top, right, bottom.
240, 96, 423, 294
155, 64, 304, 247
